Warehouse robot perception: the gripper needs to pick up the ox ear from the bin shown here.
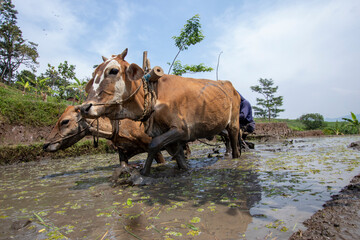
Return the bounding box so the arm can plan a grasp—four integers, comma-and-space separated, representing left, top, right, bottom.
119, 48, 128, 60
85, 78, 94, 93
102, 56, 108, 62
126, 63, 144, 81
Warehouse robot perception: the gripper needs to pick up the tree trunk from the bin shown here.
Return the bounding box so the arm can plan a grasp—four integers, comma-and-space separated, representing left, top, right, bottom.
168, 49, 182, 74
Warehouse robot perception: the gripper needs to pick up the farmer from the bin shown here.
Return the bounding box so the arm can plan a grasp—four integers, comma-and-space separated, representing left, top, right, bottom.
237, 92, 255, 149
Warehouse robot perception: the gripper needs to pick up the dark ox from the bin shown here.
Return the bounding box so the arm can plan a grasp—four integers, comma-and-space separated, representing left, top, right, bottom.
43, 106, 166, 167
80, 49, 241, 175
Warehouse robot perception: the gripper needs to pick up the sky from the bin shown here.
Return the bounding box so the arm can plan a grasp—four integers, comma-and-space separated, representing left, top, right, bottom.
11, 0, 360, 119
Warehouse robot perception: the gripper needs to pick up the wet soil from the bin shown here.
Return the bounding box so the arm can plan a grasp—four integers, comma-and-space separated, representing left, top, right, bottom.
290, 174, 360, 240
0, 136, 359, 239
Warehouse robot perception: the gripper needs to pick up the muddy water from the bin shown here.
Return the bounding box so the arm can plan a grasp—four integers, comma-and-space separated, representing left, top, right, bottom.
0, 136, 359, 240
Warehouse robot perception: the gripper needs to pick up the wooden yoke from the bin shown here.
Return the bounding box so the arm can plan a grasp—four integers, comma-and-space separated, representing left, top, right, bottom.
147, 66, 164, 82
142, 51, 151, 74
142, 51, 164, 82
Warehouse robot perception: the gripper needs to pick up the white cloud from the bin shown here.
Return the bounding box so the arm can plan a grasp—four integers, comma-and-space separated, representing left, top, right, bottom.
213, 0, 360, 118
13, 0, 133, 80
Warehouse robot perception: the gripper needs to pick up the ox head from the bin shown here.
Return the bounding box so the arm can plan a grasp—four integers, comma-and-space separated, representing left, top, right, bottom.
43, 106, 88, 152
80, 48, 144, 120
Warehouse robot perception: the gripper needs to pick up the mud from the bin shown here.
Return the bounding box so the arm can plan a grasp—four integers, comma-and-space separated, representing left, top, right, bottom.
290, 174, 360, 240
0, 136, 359, 239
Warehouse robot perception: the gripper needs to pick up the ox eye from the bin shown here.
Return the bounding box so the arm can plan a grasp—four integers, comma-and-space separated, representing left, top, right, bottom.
109, 68, 119, 75
61, 119, 69, 126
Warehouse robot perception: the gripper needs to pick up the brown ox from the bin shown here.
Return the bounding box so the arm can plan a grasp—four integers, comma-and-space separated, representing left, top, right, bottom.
43, 106, 166, 167
80, 49, 241, 175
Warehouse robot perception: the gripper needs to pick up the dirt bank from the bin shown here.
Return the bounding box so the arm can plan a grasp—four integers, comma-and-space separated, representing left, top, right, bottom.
252, 122, 324, 140
0, 123, 52, 145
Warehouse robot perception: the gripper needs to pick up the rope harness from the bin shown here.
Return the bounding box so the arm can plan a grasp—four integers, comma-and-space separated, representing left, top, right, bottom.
137, 74, 157, 123
88, 75, 156, 124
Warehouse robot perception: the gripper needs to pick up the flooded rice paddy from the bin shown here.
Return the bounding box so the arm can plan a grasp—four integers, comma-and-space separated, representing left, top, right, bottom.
1, 135, 360, 240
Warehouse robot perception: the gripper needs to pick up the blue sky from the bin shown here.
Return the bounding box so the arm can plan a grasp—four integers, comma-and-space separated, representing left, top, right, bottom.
12, 0, 360, 119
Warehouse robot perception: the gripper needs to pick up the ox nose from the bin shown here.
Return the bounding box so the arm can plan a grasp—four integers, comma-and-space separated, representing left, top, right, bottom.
81, 103, 93, 115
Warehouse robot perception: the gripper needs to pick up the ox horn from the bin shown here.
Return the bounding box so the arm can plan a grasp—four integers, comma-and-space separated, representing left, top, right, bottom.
102, 56, 108, 62
119, 48, 128, 60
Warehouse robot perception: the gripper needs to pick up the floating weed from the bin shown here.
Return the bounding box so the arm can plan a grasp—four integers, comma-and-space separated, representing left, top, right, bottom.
190, 217, 201, 223
196, 208, 204, 212
55, 211, 66, 215
63, 225, 75, 234
70, 203, 81, 209
128, 212, 142, 220
0, 215, 9, 219
96, 212, 112, 217
220, 197, 230, 203
37, 211, 48, 217
187, 230, 200, 236
265, 219, 284, 229
280, 226, 288, 232
166, 231, 182, 237
207, 205, 216, 212
126, 198, 133, 207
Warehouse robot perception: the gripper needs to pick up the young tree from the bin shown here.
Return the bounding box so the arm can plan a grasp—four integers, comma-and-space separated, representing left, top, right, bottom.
299, 113, 325, 130
250, 78, 284, 121
41, 61, 77, 99
168, 14, 212, 76
0, 0, 38, 83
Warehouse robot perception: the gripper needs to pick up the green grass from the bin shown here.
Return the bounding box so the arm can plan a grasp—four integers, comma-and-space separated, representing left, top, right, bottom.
0, 83, 69, 126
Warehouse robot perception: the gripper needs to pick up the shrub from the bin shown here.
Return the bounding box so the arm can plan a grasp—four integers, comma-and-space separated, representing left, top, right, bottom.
299, 113, 325, 130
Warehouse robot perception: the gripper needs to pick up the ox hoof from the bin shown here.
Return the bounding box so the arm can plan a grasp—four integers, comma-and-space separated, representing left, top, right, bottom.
140, 168, 150, 176
110, 166, 131, 183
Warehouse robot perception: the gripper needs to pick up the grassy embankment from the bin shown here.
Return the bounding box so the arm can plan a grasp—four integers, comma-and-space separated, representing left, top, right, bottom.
0, 84, 114, 165
255, 117, 341, 133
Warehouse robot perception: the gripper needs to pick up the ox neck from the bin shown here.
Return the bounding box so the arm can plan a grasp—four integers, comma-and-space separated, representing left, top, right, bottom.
84, 118, 114, 139
115, 78, 148, 121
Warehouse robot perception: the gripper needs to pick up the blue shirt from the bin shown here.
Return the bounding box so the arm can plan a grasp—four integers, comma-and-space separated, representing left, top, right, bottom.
237, 92, 254, 125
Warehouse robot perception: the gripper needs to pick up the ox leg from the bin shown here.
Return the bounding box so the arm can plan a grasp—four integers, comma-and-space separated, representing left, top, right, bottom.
174, 144, 188, 170
111, 150, 130, 183
227, 127, 241, 158
141, 128, 184, 176
219, 130, 231, 156
166, 142, 188, 170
